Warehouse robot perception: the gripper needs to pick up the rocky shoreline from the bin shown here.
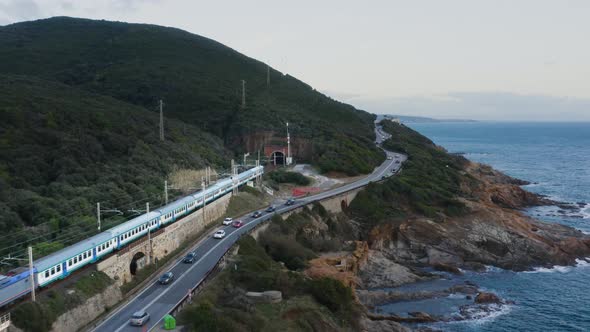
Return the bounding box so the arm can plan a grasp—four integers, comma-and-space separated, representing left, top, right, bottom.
353, 161, 590, 331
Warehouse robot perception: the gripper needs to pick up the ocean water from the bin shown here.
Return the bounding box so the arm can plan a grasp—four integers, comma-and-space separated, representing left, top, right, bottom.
392, 122, 590, 331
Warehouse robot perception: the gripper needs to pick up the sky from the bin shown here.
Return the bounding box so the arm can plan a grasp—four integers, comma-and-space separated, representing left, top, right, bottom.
0, 0, 589, 121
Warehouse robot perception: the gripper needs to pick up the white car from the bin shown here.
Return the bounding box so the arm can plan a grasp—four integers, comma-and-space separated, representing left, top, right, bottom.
222, 217, 233, 225
387, 156, 393, 160
130, 311, 150, 326
213, 230, 226, 239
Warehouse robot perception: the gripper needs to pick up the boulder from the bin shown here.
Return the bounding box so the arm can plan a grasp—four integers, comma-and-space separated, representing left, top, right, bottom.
475, 292, 501, 304
432, 262, 463, 275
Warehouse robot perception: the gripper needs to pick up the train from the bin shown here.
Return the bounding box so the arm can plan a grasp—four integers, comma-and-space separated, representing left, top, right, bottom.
0, 166, 264, 308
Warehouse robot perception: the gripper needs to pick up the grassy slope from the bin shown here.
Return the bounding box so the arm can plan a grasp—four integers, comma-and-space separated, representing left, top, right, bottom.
0, 75, 229, 258
0, 17, 383, 174
349, 121, 471, 230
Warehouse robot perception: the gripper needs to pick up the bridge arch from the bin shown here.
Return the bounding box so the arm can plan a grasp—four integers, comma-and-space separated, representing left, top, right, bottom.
130, 252, 147, 275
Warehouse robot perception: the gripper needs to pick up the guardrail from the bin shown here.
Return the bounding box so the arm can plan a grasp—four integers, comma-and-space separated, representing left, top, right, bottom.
161, 217, 272, 325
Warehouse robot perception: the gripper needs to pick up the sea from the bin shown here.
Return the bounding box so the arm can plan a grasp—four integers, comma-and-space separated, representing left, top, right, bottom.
382, 122, 590, 331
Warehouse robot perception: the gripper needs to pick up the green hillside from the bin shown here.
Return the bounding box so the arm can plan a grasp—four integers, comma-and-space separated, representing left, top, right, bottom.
0, 17, 382, 174
0, 75, 229, 258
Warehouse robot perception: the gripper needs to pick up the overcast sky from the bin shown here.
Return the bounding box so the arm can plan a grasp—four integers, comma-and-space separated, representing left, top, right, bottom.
1, 0, 589, 121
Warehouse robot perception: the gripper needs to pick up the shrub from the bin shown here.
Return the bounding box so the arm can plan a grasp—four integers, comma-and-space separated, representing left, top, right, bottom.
267, 169, 311, 186
259, 234, 316, 270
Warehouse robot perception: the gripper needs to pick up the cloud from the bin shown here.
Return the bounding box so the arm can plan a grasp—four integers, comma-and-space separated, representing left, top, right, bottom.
342, 92, 590, 121
0, 0, 40, 25
0, 0, 162, 25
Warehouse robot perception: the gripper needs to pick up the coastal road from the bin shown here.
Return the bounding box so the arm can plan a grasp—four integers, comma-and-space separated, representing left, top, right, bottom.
91, 128, 403, 332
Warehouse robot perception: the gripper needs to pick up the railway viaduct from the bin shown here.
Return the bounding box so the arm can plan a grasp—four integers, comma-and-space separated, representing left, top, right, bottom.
96, 186, 362, 286
97, 195, 231, 285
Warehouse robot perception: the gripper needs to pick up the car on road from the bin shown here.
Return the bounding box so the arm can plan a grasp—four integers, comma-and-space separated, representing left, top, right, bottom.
266, 206, 276, 213
222, 217, 233, 225
213, 229, 226, 239
183, 252, 196, 264
285, 199, 295, 206
395, 160, 400, 164
158, 271, 174, 285
252, 211, 263, 218
232, 220, 244, 228
130, 311, 150, 326
387, 156, 393, 160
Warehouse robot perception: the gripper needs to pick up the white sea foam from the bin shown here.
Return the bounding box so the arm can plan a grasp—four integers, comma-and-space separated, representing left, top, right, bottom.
575, 258, 590, 267
468, 304, 513, 325
523, 265, 572, 274
485, 265, 505, 273
447, 293, 467, 299
522, 259, 590, 274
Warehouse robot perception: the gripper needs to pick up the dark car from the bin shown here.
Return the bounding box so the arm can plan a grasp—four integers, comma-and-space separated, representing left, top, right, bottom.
183, 252, 196, 264
285, 199, 295, 206
252, 211, 262, 218
232, 220, 244, 228
266, 206, 276, 213
158, 271, 174, 285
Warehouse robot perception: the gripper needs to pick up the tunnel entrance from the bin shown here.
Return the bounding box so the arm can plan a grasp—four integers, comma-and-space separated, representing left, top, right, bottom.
130, 252, 146, 275
270, 151, 285, 165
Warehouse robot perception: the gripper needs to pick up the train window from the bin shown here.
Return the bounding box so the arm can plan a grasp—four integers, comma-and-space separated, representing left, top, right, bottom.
83, 252, 86, 259
57, 265, 61, 272
45, 271, 49, 278
51, 267, 55, 275
74, 257, 77, 264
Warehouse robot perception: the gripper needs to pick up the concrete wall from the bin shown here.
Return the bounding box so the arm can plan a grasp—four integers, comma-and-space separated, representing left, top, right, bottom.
98, 194, 232, 285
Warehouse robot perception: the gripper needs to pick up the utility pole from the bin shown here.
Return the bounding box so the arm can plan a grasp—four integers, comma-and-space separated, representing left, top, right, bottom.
147, 202, 152, 265
28, 246, 35, 302
97, 203, 122, 231
97, 202, 101, 231
231, 159, 238, 195
243, 152, 250, 166
241, 80, 246, 108
201, 177, 206, 222
286, 122, 292, 165
159, 99, 164, 141
255, 159, 261, 186
164, 180, 169, 205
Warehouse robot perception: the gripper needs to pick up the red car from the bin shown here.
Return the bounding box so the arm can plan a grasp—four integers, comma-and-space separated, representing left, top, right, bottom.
232, 220, 244, 228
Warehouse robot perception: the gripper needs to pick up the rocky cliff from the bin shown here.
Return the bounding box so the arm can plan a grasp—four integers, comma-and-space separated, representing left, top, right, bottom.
366, 160, 590, 272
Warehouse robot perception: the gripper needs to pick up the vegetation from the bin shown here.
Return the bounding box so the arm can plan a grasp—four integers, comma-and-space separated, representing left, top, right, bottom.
258, 206, 356, 270
223, 187, 269, 219
11, 271, 113, 332
180, 236, 359, 331
349, 120, 471, 229
0, 75, 228, 261
265, 169, 311, 190
0, 17, 382, 174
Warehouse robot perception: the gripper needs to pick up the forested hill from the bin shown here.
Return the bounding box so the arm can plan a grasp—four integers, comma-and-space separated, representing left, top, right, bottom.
0, 17, 379, 156
0, 17, 382, 260
0, 75, 230, 256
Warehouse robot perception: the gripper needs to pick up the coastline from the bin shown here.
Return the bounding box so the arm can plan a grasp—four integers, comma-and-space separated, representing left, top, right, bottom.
354, 121, 590, 331
354, 159, 590, 331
